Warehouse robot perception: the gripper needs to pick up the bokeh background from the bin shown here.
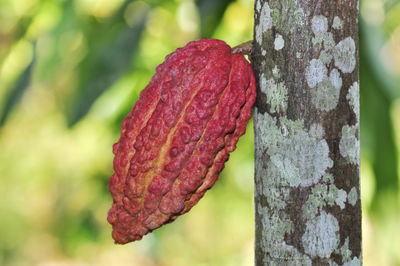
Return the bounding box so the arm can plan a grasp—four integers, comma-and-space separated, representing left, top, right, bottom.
0, 0, 399, 265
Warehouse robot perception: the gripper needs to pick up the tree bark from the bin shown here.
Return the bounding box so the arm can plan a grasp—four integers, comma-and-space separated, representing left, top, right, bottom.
252, 0, 361, 265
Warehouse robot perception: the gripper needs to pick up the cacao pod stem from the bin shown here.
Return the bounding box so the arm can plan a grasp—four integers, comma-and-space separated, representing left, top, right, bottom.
231, 40, 253, 56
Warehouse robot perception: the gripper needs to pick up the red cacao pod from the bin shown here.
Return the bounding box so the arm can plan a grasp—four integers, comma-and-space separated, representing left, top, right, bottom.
107, 39, 256, 244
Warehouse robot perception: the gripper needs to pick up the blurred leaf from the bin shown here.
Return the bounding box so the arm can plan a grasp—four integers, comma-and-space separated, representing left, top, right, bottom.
66, 1, 149, 126
361, 19, 400, 100
111, 71, 151, 132
383, 3, 400, 37
360, 27, 399, 214
0, 41, 36, 127
54, 209, 100, 254
195, 0, 234, 38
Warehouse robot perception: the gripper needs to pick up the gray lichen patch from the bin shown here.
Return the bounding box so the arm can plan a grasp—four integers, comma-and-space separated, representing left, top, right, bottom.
335, 189, 347, 209
339, 124, 360, 165
333, 37, 356, 73
254, 108, 284, 155
302, 211, 340, 258
332, 16, 343, 30
329, 68, 343, 90
343, 257, 362, 266
322, 32, 336, 50
280, 117, 304, 136
256, 0, 261, 11
347, 187, 358, 206
260, 74, 288, 113
310, 68, 342, 111
259, 204, 293, 238
302, 183, 347, 218
263, 184, 291, 210
270, 0, 305, 34
347, 81, 360, 122
311, 78, 340, 111
337, 237, 352, 262
309, 123, 325, 140
274, 34, 285, 50
306, 59, 327, 88
258, 203, 312, 266
255, 1, 273, 45
272, 65, 280, 79
311, 15, 328, 34
323, 173, 334, 183
320, 50, 333, 65
262, 49, 267, 56
258, 161, 291, 210
302, 184, 330, 218
270, 131, 333, 187
312, 31, 335, 51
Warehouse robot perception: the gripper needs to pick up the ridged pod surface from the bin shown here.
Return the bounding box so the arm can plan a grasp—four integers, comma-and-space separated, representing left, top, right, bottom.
107, 39, 256, 244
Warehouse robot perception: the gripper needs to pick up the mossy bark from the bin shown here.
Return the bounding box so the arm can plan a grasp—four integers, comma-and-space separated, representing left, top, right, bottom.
252, 0, 361, 265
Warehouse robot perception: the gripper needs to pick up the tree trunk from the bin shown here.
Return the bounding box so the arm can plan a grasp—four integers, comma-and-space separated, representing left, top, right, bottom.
252, 0, 361, 265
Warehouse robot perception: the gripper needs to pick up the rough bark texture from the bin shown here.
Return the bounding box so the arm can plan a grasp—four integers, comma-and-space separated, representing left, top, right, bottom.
252, 0, 361, 265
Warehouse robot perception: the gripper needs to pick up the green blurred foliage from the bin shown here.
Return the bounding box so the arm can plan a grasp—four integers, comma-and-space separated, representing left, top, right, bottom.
0, 0, 399, 265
